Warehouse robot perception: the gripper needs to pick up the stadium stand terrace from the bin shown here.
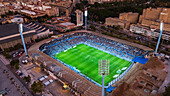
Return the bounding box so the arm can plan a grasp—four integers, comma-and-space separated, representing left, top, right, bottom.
40, 32, 152, 60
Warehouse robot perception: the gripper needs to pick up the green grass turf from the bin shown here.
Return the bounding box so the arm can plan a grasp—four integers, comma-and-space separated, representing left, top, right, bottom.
54, 44, 131, 86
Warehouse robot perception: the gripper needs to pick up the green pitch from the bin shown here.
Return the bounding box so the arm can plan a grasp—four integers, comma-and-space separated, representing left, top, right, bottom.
54, 44, 131, 86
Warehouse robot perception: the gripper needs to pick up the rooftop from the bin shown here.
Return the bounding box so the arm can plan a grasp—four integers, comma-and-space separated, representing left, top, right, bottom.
60, 22, 75, 26
0, 23, 36, 44
0, 23, 31, 38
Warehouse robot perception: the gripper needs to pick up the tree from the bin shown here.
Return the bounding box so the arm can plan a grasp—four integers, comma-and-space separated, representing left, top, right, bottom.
94, 2, 100, 8
163, 83, 170, 96
81, 0, 89, 5
78, 26, 83, 29
101, 26, 106, 29
31, 81, 43, 93
24, 75, 31, 83
116, 25, 121, 30
90, 25, 97, 31
5, 53, 11, 59
14, 11, 19, 15
14, 43, 22, 50
4, 48, 10, 52
2, 51, 11, 59
111, 29, 115, 33
9, 47, 15, 52
10, 59, 19, 69
14, 63, 19, 70
70, 28, 76, 31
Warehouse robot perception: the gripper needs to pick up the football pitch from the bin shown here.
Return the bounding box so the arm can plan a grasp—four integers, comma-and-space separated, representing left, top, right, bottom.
54, 44, 131, 86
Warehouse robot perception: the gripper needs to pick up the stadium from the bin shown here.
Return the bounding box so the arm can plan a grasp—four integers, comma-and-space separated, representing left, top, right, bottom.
38, 31, 153, 91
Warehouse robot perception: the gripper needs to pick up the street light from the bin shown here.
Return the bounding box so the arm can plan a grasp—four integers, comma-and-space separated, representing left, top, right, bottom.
19, 23, 28, 57
85, 8, 88, 30
155, 21, 163, 55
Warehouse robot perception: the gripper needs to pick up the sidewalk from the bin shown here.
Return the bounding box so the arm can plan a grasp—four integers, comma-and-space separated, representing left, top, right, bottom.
0, 55, 10, 65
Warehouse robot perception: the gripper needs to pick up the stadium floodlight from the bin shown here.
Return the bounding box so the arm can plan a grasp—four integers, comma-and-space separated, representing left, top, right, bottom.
19, 23, 28, 57
84, 8, 87, 30
155, 21, 163, 55
98, 60, 109, 96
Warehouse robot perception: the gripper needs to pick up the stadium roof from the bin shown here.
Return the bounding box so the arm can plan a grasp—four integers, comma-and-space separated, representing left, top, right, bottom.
0, 23, 31, 38
0, 23, 36, 44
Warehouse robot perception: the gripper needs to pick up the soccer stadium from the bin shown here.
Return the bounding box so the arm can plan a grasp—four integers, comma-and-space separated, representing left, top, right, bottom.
39, 32, 151, 89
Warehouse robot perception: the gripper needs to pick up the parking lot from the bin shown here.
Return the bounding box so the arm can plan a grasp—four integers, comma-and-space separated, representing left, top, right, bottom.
11, 50, 24, 59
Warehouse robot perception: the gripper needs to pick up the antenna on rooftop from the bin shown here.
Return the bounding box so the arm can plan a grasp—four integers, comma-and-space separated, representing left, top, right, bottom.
155, 21, 163, 55
19, 23, 28, 57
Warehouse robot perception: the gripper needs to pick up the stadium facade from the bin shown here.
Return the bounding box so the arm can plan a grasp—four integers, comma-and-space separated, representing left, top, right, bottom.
0, 22, 53, 50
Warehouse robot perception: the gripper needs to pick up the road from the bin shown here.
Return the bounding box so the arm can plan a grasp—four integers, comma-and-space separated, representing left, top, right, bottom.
0, 56, 32, 96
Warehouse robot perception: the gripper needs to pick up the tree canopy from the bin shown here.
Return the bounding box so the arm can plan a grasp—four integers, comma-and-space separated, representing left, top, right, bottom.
163, 83, 170, 96
31, 81, 43, 93
76, 0, 170, 22
10, 59, 19, 70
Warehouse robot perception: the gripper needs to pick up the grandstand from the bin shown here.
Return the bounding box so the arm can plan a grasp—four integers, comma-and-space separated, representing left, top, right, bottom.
39, 32, 152, 88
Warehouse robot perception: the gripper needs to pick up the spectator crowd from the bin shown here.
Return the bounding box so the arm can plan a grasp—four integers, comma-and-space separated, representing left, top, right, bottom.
39, 32, 148, 61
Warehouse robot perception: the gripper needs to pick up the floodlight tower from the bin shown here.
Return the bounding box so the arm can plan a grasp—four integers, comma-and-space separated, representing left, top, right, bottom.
19, 23, 28, 57
84, 8, 88, 30
155, 22, 163, 55
99, 60, 109, 96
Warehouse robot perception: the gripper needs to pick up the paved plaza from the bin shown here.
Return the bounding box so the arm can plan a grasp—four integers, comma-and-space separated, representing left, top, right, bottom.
0, 59, 32, 96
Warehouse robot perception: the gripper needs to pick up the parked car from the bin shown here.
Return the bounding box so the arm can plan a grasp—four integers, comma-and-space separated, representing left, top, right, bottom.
44, 81, 50, 86
20, 74, 25, 78
39, 75, 48, 81
16, 70, 21, 75
22, 59, 28, 64
49, 79, 53, 83
39, 77, 45, 81
17, 72, 24, 78
13, 52, 19, 58
18, 51, 23, 57
44, 75, 48, 79
13, 54, 16, 58
19, 73, 23, 76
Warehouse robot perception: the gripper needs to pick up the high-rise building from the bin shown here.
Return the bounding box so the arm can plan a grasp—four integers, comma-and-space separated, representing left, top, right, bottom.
139, 7, 170, 31
105, 12, 138, 29
119, 12, 139, 24
66, 7, 69, 17
75, 9, 83, 26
